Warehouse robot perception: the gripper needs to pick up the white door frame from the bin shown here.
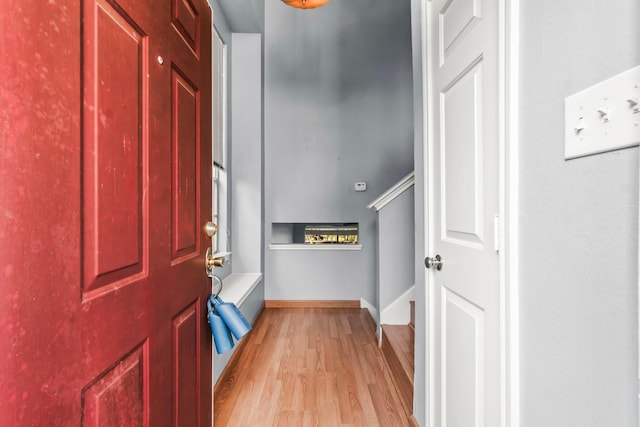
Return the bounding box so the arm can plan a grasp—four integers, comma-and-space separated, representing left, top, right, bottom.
418, 0, 520, 425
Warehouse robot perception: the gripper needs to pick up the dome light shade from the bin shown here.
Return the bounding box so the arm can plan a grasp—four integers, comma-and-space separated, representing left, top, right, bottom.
281, 0, 331, 9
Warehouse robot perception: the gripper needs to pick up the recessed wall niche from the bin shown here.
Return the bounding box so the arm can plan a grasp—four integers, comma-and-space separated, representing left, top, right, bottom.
271, 223, 360, 248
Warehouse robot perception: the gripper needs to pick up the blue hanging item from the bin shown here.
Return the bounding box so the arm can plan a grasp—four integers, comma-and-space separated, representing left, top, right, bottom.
207, 297, 234, 354
211, 295, 252, 340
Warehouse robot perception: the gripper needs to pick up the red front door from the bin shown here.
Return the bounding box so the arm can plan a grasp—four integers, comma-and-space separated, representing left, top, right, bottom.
0, 0, 212, 425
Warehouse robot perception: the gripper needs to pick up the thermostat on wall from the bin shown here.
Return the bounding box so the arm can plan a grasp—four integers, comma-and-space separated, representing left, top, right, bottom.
355, 182, 367, 192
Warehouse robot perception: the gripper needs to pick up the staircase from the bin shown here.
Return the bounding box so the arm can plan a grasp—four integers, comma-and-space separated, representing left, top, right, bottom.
369, 173, 416, 421
381, 301, 414, 417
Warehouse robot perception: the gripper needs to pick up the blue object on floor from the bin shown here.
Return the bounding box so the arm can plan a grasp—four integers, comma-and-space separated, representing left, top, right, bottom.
211, 295, 252, 340
207, 297, 234, 354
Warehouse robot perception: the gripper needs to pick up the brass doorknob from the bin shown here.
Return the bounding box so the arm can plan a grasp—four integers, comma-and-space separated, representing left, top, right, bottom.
205, 247, 224, 276
204, 222, 218, 237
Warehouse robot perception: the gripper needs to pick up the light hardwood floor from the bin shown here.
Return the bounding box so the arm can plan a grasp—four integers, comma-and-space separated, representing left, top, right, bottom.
214, 307, 412, 427
381, 324, 414, 416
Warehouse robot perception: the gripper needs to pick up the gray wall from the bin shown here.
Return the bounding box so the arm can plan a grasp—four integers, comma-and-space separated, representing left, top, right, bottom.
263, 0, 414, 302
378, 187, 415, 314
231, 33, 263, 274
215, 0, 263, 33
519, 1, 640, 426
211, 0, 231, 41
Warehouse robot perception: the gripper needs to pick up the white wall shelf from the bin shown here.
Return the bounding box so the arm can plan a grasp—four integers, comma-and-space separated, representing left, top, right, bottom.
268, 244, 363, 251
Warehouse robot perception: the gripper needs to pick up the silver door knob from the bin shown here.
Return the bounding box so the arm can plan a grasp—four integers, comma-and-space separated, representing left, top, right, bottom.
425, 254, 443, 271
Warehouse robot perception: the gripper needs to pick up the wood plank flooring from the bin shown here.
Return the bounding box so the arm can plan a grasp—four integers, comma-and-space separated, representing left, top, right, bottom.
381, 324, 414, 417
214, 307, 411, 427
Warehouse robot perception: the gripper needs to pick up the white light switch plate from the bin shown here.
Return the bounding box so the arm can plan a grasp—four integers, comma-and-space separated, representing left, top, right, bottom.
564, 65, 640, 159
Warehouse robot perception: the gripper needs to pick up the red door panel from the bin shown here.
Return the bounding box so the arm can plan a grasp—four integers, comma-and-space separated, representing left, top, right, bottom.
173, 302, 200, 426
82, 342, 148, 426
83, 0, 148, 295
173, 0, 199, 53
0, 0, 212, 425
172, 70, 200, 261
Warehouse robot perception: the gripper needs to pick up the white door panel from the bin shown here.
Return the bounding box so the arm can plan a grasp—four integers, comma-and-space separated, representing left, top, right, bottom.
442, 287, 485, 427
441, 58, 484, 249
439, 0, 483, 65
427, 0, 501, 425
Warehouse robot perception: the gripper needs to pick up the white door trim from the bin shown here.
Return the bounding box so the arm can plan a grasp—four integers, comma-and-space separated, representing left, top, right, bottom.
417, 2, 435, 426
499, 0, 520, 425
420, 0, 520, 425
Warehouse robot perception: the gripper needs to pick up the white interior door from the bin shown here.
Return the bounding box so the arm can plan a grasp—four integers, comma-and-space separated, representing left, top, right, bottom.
426, 0, 501, 425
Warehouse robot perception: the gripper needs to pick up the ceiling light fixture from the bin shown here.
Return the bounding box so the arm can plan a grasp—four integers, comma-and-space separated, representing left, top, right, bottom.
281, 0, 331, 9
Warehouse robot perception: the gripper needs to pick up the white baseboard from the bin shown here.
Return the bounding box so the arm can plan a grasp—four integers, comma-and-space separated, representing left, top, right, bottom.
380, 285, 415, 325
360, 298, 378, 324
